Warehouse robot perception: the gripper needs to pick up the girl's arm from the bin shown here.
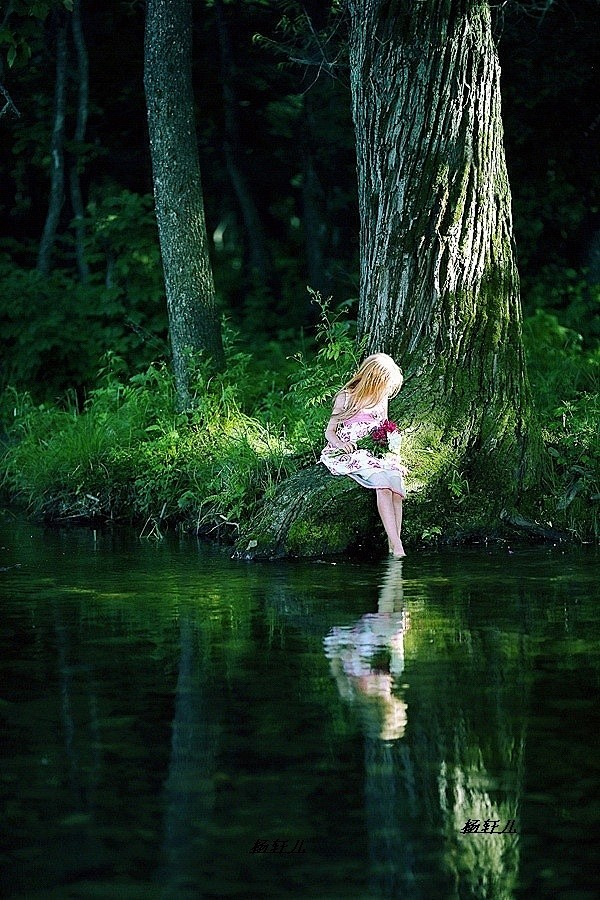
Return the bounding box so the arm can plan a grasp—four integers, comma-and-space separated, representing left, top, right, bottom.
324, 392, 356, 452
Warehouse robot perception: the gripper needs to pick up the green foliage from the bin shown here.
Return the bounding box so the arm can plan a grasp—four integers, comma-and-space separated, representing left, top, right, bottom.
0, 294, 359, 533
538, 392, 600, 539
0, 191, 168, 397
522, 268, 600, 348
523, 309, 600, 539
0, 1, 73, 73
0, 357, 167, 517
523, 309, 599, 413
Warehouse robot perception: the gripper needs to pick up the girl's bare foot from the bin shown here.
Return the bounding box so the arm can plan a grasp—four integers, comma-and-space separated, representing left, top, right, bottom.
391, 541, 405, 559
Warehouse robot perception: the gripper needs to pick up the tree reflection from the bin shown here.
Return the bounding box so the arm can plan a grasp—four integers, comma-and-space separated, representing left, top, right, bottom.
323, 558, 529, 899
160, 608, 219, 898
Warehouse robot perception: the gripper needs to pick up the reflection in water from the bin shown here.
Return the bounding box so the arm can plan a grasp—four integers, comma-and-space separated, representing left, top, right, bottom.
324, 560, 415, 896
1, 519, 597, 899
323, 558, 527, 899
49, 597, 104, 875
161, 609, 218, 899
324, 559, 409, 742
52, 596, 93, 803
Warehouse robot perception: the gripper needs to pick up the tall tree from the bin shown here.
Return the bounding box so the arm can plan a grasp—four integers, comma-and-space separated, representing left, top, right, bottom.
68, 0, 89, 283
300, 93, 330, 303
36, 8, 69, 275
348, 0, 535, 485
214, 0, 275, 296
237, 1, 542, 558
144, 0, 225, 408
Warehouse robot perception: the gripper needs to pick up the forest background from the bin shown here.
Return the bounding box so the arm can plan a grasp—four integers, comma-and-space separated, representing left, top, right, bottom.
0, 0, 598, 553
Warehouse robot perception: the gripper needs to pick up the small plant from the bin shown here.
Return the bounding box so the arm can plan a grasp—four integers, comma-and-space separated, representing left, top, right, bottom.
448, 467, 470, 502
540, 392, 600, 538
281, 289, 361, 454
421, 525, 442, 542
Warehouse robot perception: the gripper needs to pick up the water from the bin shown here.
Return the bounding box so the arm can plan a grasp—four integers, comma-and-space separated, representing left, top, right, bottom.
0, 515, 598, 899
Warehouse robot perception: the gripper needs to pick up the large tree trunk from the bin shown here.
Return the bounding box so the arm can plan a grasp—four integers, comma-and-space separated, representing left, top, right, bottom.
144, 0, 225, 408
348, 0, 534, 485
37, 11, 69, 276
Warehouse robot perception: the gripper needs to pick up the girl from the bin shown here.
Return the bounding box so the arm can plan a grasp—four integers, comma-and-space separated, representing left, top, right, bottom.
321, 353, 407, 558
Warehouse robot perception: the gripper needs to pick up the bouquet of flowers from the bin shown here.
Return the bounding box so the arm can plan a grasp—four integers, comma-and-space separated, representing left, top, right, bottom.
356, 419, 402, 459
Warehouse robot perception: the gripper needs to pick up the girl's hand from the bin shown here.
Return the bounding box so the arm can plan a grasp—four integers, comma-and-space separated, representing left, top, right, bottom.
336, 440, 356, 453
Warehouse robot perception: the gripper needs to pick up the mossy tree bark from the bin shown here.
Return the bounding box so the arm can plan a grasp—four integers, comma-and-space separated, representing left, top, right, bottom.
349, 0, 535, 485
234, 464, 381, 560
144, 0, 225, 410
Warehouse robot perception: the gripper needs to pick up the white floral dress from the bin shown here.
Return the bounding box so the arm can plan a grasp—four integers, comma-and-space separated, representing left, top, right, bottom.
320, 404, 407, 497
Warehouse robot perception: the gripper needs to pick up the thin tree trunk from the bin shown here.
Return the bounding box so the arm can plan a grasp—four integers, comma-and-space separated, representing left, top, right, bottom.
69, 0, 90, 284
301, 95, 329, 304
144, 0, 225, 408
348, 0, 534, 482
214, 0, 274, 292
37, 11, 69, 276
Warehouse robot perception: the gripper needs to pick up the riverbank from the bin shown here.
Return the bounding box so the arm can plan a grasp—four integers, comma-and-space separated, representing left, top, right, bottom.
1, 315, 598, 555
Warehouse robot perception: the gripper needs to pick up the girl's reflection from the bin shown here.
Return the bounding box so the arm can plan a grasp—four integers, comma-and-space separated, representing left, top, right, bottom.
323, 559, 408, 741
324, 559, 417, 896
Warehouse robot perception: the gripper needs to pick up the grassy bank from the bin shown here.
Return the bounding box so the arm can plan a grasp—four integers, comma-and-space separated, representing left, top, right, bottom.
1, 308, 599, 549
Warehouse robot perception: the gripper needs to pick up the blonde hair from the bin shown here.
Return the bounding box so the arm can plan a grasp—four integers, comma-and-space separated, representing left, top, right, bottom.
333, 353, 403, 423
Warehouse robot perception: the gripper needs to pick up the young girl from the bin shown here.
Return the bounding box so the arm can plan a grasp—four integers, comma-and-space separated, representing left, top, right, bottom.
321, 353, 407, 558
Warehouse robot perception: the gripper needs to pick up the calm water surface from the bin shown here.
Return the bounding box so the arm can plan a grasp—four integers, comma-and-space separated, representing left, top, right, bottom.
0, 516, 598, 899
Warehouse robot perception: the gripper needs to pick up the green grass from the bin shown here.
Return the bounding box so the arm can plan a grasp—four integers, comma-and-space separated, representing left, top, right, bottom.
0, 353, 295, 531
1, 303, 598, 543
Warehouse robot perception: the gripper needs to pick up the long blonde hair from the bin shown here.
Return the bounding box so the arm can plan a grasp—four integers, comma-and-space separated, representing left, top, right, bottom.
332, 353, 403, 423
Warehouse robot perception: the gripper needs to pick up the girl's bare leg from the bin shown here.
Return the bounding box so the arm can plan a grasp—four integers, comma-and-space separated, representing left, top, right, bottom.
393, 494, 403, 538
376, 489, 404, 557
392, 493, 405, 557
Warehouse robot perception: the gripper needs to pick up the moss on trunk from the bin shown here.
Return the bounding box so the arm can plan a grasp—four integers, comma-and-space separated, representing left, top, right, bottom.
233, 464, 381, 559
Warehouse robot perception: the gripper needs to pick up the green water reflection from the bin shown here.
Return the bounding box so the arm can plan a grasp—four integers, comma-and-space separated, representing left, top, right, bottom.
0, 518, 598, 898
